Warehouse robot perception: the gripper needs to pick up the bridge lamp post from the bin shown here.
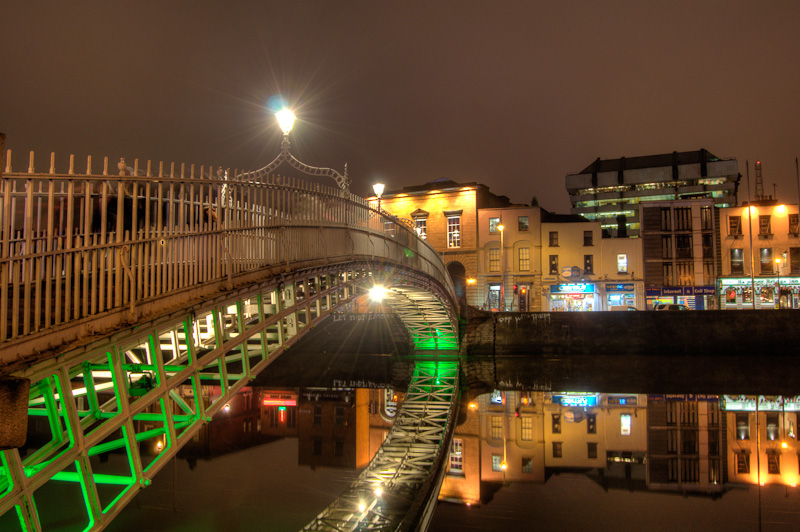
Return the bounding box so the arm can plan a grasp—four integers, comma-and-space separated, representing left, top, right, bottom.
369, 285, 387, 302
373, 183, 385, 213
775, 257, 782, 308
275, 108, 296, 136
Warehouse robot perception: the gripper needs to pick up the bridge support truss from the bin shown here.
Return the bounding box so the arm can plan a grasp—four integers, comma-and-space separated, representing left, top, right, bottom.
302, 360, 459, 532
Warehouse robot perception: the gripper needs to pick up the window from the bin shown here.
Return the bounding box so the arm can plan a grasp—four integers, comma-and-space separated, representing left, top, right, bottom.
519, 247, 530, 271
313, 405, 322, 425
447, 216, 461, 248
521, 457, 533, 474
518, 216, 529, 231
703, 261, 715, 285
552, 414, 561, 434
334, 439, 344, 457
334, 406, 346, 426
414, 218, 427, 240
701, 206, 713, 230
584, 231, 593, 246
792, 248, 800, 274
584, 255, 594, 275
617, 254, 628, 274
587, 414, 596, 434
759, 215, 772, 236
767, 414, 780, 441
587, 442, 598, 459
552, 442, 563, 458
491, 416, 503, 439
662, 235, 673, 259
661, 208, 672, 231
731, 249, 744, 275
729, 215, 742, 236
312, 438, 322, 455
675, 207, 692, 230
549, 231, 558, 246
549, 255, 558, 275
702, 233, 713, 259
676, 262, 694, 285
491, 454, 503, 471
489, 217, 500, 233
521, 417, 532, 441
449, 438, 463, 473
736, 413, 750, 440
676, 235, 692, 259
620, 414, 631, 436
489, 248, 500, 272
768, 452, 781, 475
736, 452, 750, 474
790, 214, 799, 235
663, 263, 674, 285
761, 248, 774, 274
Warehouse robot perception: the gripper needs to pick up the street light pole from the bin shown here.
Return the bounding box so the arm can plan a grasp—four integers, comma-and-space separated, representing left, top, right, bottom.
498, 224, 505, 311
775, 257, 782, 309
373, 183, 384, 213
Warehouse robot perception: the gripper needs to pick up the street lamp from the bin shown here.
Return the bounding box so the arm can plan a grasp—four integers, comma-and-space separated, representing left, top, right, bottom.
498, 224, 505, 311
275, 108, 296, 136
775, 257, 782, 308
373, 183, 385, 213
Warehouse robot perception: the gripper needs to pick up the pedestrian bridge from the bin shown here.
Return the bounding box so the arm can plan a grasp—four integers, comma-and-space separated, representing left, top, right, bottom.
0, 144, 460, 532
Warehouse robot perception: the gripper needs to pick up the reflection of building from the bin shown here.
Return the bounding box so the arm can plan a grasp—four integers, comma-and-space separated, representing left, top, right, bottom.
641, 199, 720, 310
723, 395, 800, 487
439, 397, 482, 505
260, 389, 299, 437
298, 388, 369, 469
646, 395, 724, 493
565, 149, 739, 238
544, 393, 647, 477
368, 388, 402, 458
718, 203, 800, 309
541, 216, 644, 311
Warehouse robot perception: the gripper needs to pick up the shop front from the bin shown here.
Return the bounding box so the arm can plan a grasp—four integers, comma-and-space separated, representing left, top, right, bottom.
719, 277, 800, 310
646, 286, 716, 310
604, 283, 637, 310
549, 282, 598, 312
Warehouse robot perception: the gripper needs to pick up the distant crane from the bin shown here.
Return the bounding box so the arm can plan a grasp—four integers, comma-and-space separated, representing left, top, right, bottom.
754, 160, 767, 201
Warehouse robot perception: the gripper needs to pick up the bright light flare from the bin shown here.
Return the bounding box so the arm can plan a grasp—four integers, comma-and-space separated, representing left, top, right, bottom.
374, 486, 383, 497
373, 183, 385, 198
275, 109, 296, 135
156, 440, 164, 452
776, 204, 787, 215
358, 502, 367, 512
369, 285, 387, 302
497, 224, 504, 232
223, 403, 231, 413
500, 462, 507, 471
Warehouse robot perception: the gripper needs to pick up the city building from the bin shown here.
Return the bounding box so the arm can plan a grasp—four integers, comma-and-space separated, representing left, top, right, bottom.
541, 213, 644, 311
641, 199, 720, 310
439, 396, 482, 506
723, 395, 800, 487
646, 395, 724, 494
718, 202, 800, 309
565, 149, 739, 238
372, 178, 518, 309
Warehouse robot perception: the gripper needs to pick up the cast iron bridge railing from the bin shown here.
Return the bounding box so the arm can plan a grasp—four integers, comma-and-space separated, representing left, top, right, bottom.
0, 148, 460, 532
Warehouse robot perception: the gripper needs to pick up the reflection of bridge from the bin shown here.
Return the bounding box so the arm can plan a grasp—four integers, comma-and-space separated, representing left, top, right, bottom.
0, 139, 460, 531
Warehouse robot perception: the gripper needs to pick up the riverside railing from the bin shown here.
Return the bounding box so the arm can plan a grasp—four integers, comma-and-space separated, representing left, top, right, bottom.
0, 150, 454, 357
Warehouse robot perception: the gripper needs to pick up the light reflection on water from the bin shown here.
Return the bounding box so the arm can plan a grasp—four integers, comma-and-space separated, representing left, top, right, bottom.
103, 386, 800, 532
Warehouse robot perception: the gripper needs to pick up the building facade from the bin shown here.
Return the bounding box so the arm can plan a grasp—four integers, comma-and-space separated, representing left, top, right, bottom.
718, 203, 800, 309
565, 149, 739, 238
640, 199, 720, 310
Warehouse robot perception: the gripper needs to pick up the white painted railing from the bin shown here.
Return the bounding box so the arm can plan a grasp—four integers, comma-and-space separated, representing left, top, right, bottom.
0, 150, 453, 350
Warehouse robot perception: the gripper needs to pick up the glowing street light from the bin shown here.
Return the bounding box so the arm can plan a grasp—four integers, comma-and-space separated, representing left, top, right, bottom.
369, 285, 386, 302
498, 224, 505, 311
373, 183, 385, 213
275, 109, 296, 136
776, 257, 782, 308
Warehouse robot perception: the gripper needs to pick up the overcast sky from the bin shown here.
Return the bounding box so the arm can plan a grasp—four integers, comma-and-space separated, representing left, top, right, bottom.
3, 1, 800, 211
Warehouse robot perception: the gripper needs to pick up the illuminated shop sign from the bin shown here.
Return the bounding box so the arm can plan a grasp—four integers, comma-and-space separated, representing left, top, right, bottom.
722, 395, 800, 411
607, 395, 638, 405
648, 394, 718, 402
721, 277, 800, 287
605, 284, 634, 292
552, 394, 598, 407
646, 286, 715, 297
551, 283, 594, 294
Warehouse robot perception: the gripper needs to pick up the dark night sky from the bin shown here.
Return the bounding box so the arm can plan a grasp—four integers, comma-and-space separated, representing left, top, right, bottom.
3, 1, 800, 211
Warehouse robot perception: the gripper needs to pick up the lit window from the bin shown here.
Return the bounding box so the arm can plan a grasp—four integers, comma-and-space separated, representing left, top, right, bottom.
584, 255, 594, 274
736, 413, 750, 440
489, 248, 500, 272
489, 217, 500, 233
491, 416, 503, 439
521, 457, 533, 473
447, 216, 461, 248
519, 247, 530, 271
620, 414, 631, 436
449, 438, 463, 474
617, 254, 628, 274
518, 216, 529, 231
521, 417, 532, 441
549, 255, 558, 275
552, 414, 561, 434
414, 218, 427, 240
491, 454, 503, 471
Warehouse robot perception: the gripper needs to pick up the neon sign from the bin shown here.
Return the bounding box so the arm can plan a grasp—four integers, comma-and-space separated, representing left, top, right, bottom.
553, 394, 597, 407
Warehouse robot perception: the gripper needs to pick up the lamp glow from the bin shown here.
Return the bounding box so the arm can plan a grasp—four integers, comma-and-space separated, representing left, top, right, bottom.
156, 440, 164, 451
375, 486, 383, 497
500, 461, 507, 471
358, 502, 366, 512
275, 109, 296, 135
369, 285, 387, 302
497, 224, 504, 232
372, 183, 385, 198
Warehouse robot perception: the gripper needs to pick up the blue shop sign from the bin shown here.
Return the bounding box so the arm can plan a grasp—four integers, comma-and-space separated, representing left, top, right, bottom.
551, 283, 594, 294
553, 394, 598, 407
646, 286, 716, 297
606, 283, 634, 292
